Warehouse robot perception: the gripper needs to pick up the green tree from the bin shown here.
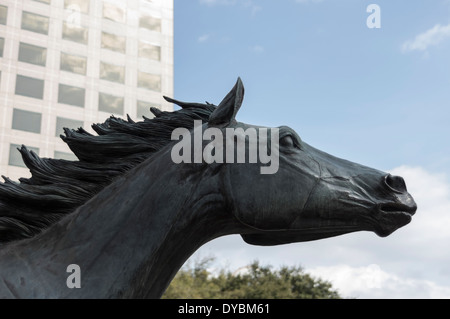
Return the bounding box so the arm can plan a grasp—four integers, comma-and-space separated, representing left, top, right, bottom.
163, 258, 340, 299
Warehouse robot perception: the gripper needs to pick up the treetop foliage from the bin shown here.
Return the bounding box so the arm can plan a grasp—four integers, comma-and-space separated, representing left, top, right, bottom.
163, 257, 341, 299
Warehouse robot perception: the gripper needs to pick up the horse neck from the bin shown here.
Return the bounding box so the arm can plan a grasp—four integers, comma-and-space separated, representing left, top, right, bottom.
0, 151, 236, 298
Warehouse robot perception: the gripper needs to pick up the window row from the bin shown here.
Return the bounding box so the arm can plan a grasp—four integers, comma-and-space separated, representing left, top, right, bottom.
12, 109, 84, 135
8, 143, 77, 168
18, 7, 161, 36
14, 76, 85, 106
1, 15, 162, 61
4, 73, 131, 110
0, 5, 6, 25
15, 70, 160, 104
67, 0, 162, 30
15, 43, 161, 85
63, 25, 161, 61
1, 5, 162, 55
0, 37, 4, 57
16, 18, 161, 60
10, 97, 158, 134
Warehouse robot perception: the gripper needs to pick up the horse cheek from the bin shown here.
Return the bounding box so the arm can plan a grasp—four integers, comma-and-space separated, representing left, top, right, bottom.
228, 164, 314, 230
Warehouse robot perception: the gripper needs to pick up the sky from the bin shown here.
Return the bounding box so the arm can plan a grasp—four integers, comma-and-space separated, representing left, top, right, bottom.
173, 0, 450, 298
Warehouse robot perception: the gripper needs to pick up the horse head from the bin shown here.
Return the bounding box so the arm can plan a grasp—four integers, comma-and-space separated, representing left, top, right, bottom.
0, 77, 417, 299
177, 78, 417, 246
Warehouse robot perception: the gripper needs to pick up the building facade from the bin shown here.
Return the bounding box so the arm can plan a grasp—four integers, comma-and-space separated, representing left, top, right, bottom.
0, 0, 173, 181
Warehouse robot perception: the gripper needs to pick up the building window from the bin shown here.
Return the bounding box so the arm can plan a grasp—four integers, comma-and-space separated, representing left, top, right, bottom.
0, 5, 7, 25
54, 151, 77, 161
100, 62, 125, 84
138, 41, 160, 61
55, 117, 83, 137
137, 72, 161, 92
0, 38, 4, 57
58, 84, 85, 107
103, 2, 125, 23
34, 0, 51, 4
64, 0, 90, 14
15, 75, 44, 99
137, 100, 159, 119
12, 108, 42, 133
139, 15, 161, 32
9, 144, 39, 168
18, 43, 47, 66
101, 32, 126, 53
98, 92, 124, 115
60, 52, 87, 75
21, 11, 49, 35
62, 22, 88, 44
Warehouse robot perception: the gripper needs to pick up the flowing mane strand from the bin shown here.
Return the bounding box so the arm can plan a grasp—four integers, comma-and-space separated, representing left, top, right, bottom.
0, 99, 216, 244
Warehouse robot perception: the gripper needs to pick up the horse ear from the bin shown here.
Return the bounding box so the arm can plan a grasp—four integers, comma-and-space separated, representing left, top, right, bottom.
209, 77, 244, 125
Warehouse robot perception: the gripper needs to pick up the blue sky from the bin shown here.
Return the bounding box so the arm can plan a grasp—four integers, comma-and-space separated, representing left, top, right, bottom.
174, 0, 450, 175
174, 0, 450, 298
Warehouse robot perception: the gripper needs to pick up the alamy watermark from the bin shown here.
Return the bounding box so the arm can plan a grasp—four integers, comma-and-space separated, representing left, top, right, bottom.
66, 264, 81, 289
171, 121, 280, 175
65, 4, 82, 29
367, 4, 381, 29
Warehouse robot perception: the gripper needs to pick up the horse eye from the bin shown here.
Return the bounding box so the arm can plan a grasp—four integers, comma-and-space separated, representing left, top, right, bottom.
280, 135, 295, 148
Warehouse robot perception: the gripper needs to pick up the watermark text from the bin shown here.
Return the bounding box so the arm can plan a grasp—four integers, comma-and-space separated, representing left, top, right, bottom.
171, 121, 279, 175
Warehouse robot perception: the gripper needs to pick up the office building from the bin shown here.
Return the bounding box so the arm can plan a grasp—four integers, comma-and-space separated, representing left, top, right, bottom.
0, 0, 174, 180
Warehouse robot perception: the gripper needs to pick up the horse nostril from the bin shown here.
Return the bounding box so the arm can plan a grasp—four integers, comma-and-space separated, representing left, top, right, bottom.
384, 174, 407, 194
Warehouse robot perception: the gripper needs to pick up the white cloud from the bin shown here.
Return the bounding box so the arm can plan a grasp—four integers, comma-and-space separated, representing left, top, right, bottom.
306, 166, 450, 298
190, 166, 450, 298
198, 34, 211, 43
389, 166, 450, 244
244, 1, 262, 16
402, 23, 450, 53
307, 264, 450, 299
295, 0, 324, 4
199, 0, 236, 6
199, 0, 261, 16
250, 45, 264, 54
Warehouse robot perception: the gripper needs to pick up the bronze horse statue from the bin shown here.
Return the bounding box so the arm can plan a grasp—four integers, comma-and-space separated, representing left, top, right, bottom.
0, 78, 416, 298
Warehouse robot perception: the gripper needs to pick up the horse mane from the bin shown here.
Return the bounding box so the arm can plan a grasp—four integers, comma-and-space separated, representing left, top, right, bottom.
0, 98, 216, 244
